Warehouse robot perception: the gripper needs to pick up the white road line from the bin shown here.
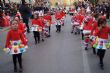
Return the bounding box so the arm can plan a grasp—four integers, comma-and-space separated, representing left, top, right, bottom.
81, 41, 91, 73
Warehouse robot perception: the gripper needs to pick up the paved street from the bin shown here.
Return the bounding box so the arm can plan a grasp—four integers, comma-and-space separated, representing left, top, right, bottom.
0, 15, 110, 73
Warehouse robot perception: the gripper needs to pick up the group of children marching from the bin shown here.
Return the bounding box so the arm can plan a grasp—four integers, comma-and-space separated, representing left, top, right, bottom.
31, 9, 65, 44
3, 6, 110, 72
71, 7, 110, 70
3, 9, 66, 72
4, 9, 58, 72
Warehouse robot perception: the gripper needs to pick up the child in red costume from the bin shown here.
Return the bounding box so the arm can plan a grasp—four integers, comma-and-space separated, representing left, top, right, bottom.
5, 13, 10, 27
55, 10, 63, 32
94, 18, 110, 69
31, 13, 41, 44
71, 13, 80, 34
60, 10, 65, 26
83, 17, 93, 50
43, 12, 52, 36
90, 19, 98, 54
38, 16, 45, 41
15, 17, 28, 44
55, 11, 61, 20
5, 20, 27, 72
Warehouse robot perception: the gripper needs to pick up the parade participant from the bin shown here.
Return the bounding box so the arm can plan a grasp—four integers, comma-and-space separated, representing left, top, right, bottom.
31, 13, 41, 44
15, 17, 28, 45
90, 19, 98, 54
88, 13, 97, 52
71, 12, 80, 34
56, 18, 62, 32
19, 2, 31, 33
16, 11, 22, 19
15, 17, 26, 33
60, 10, 65, 26
3, 14, 9, 27
71, 8, 85, 34
55, 10, 62, 20
69, 8, 74, 16
55, 10, 63, 32
38, 16, 45, 41
0, 10, 10, 27
83, 17, 93, 50
94, 18, 110, 69
78, 8, 85, 39
43, 12, 52, 37
5, 12, 11, 27
5, 20, 27, 72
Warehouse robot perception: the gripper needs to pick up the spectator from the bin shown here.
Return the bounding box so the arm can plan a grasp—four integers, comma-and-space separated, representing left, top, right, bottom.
19, 2, 31, 33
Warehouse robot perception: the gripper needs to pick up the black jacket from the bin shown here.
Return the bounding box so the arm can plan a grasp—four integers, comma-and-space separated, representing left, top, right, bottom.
19, 4, 31, 19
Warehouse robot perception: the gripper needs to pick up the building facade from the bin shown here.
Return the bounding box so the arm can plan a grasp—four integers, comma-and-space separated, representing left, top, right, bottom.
50, 0, 84, 6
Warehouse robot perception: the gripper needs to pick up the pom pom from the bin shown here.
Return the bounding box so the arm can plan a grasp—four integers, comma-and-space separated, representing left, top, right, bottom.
3, 48, 10, 54
13, 46, 16, 49
100, 41, 103, 43
93, 44, 97, 48
20, 48, 24, 53
14, 49, 18, 53
99, 46, 103, 49
19, 44, 25, 48
14, 42, 18, 45
3, 48, 7, 52
18, 41, 21, 45
105, 43, 109, 47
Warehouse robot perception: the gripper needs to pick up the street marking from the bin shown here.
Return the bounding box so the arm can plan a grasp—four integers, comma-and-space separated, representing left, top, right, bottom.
81, 41, 91, 73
